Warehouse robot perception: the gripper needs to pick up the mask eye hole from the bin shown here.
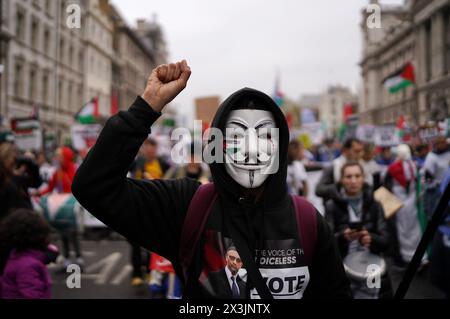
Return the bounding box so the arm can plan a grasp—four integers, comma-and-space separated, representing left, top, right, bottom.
258, 132, 271, 140
233, 134, 243, 141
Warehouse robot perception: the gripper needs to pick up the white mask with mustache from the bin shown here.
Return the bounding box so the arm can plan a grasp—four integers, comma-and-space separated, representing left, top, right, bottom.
224, 109, 279, 189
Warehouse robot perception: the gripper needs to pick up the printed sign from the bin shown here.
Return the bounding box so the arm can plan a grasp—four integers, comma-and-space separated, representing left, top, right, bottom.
250, 267, 310, 299
71, 124, 102, 151
301, 122, 324, 145
10, 118, 43, 151
356, 125, 377, 144
375, 125, 400, 147
251, 239, 310, 299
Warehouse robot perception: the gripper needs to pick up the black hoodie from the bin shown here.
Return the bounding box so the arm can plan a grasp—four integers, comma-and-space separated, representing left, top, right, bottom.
72, 89, 351, 299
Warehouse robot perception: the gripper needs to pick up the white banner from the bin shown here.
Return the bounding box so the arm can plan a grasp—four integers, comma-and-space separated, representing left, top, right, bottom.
375, 125, 400, 147
356, 124, 377, 144
71, 124, 102, 151
301, 122, 324, 145
11, 118, 42, 151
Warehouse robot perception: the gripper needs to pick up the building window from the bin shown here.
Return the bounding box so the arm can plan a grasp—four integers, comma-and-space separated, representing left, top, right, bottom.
58, 78, 64, 109
42, 72, 49, 105
63, 82, 71, 110
79, 50, 84, 69
31, 17, 39, 51
60, 38, 65, 63
78, 85, 83, 109
32, 0, 40, 9
69, 44, 73, 68
14, 60, 24, 98
425, 20, 432, 81
45, 0, 53, 16
444, 7, 450, 74
44, 28, 51, 56
60, 1, 66, 23
29, 67, 37, 101
68, 82, 73, 110
90, 55, 94, 72
16, 7, 26, 42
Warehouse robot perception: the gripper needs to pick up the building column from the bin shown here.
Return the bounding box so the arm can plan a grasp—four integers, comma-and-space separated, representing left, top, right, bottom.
431, 11, 445, 79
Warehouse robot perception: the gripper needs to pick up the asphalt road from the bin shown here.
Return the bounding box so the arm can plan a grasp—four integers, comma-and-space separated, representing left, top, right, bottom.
50, 238, 151, 299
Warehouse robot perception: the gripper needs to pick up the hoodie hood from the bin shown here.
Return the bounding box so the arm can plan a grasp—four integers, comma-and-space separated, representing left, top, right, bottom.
59, 147, 76, 182
208, 88, 289, 209
60, 147, 74, 169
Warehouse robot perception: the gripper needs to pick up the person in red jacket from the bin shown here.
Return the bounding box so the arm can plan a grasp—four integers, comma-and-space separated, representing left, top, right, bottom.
40, 146, 76, 196
39, 146, 83, 268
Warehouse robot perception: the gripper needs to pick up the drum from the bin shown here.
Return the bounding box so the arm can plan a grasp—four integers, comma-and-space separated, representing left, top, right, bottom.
343, 250, 386, 282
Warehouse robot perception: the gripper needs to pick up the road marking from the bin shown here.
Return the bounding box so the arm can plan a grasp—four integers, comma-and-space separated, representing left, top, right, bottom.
83, 252, 122, 284
111, 264, 133, 285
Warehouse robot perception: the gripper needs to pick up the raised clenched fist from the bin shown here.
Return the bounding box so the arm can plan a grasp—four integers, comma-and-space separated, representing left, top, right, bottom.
141, 60, 192, 113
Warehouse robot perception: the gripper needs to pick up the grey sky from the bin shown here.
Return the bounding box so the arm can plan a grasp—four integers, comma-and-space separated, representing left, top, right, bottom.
111, 0, 404, 121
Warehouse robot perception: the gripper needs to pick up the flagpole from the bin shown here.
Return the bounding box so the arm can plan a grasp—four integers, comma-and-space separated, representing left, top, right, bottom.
54, 1, 61, 146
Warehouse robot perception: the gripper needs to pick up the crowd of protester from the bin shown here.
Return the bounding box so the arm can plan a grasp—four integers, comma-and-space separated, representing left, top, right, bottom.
0, 130, 449, 299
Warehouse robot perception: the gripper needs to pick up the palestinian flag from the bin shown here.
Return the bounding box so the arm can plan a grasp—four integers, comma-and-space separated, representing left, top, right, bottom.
383, 62, 415, 94
396, 115, 406, 139
224, 140, 241, 155
75, 97, 99, 124
337, 122, 347, 142
396, 115, 413, 142
343, 103, 353, 122
337, 104, 354, 141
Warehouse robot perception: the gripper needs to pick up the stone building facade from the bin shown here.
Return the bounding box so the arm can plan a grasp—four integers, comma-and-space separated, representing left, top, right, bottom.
0, 0, 168, 143
360, 0, 450, 126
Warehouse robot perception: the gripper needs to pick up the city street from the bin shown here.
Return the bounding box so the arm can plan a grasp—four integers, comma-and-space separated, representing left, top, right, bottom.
50, 172, 446, 299
51, 238, 151, 299
50, 238, 445, 299
1, 0, 449, 302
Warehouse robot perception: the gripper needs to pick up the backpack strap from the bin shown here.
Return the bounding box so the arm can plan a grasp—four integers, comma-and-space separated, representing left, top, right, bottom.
291, 195, 317, 265
179, 183, 217, 280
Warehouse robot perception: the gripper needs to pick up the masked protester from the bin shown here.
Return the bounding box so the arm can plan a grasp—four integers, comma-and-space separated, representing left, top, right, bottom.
72, 60, 351, 299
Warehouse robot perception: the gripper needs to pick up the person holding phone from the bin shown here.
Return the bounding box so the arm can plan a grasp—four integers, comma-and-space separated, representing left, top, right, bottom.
325, 161, 392, 299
